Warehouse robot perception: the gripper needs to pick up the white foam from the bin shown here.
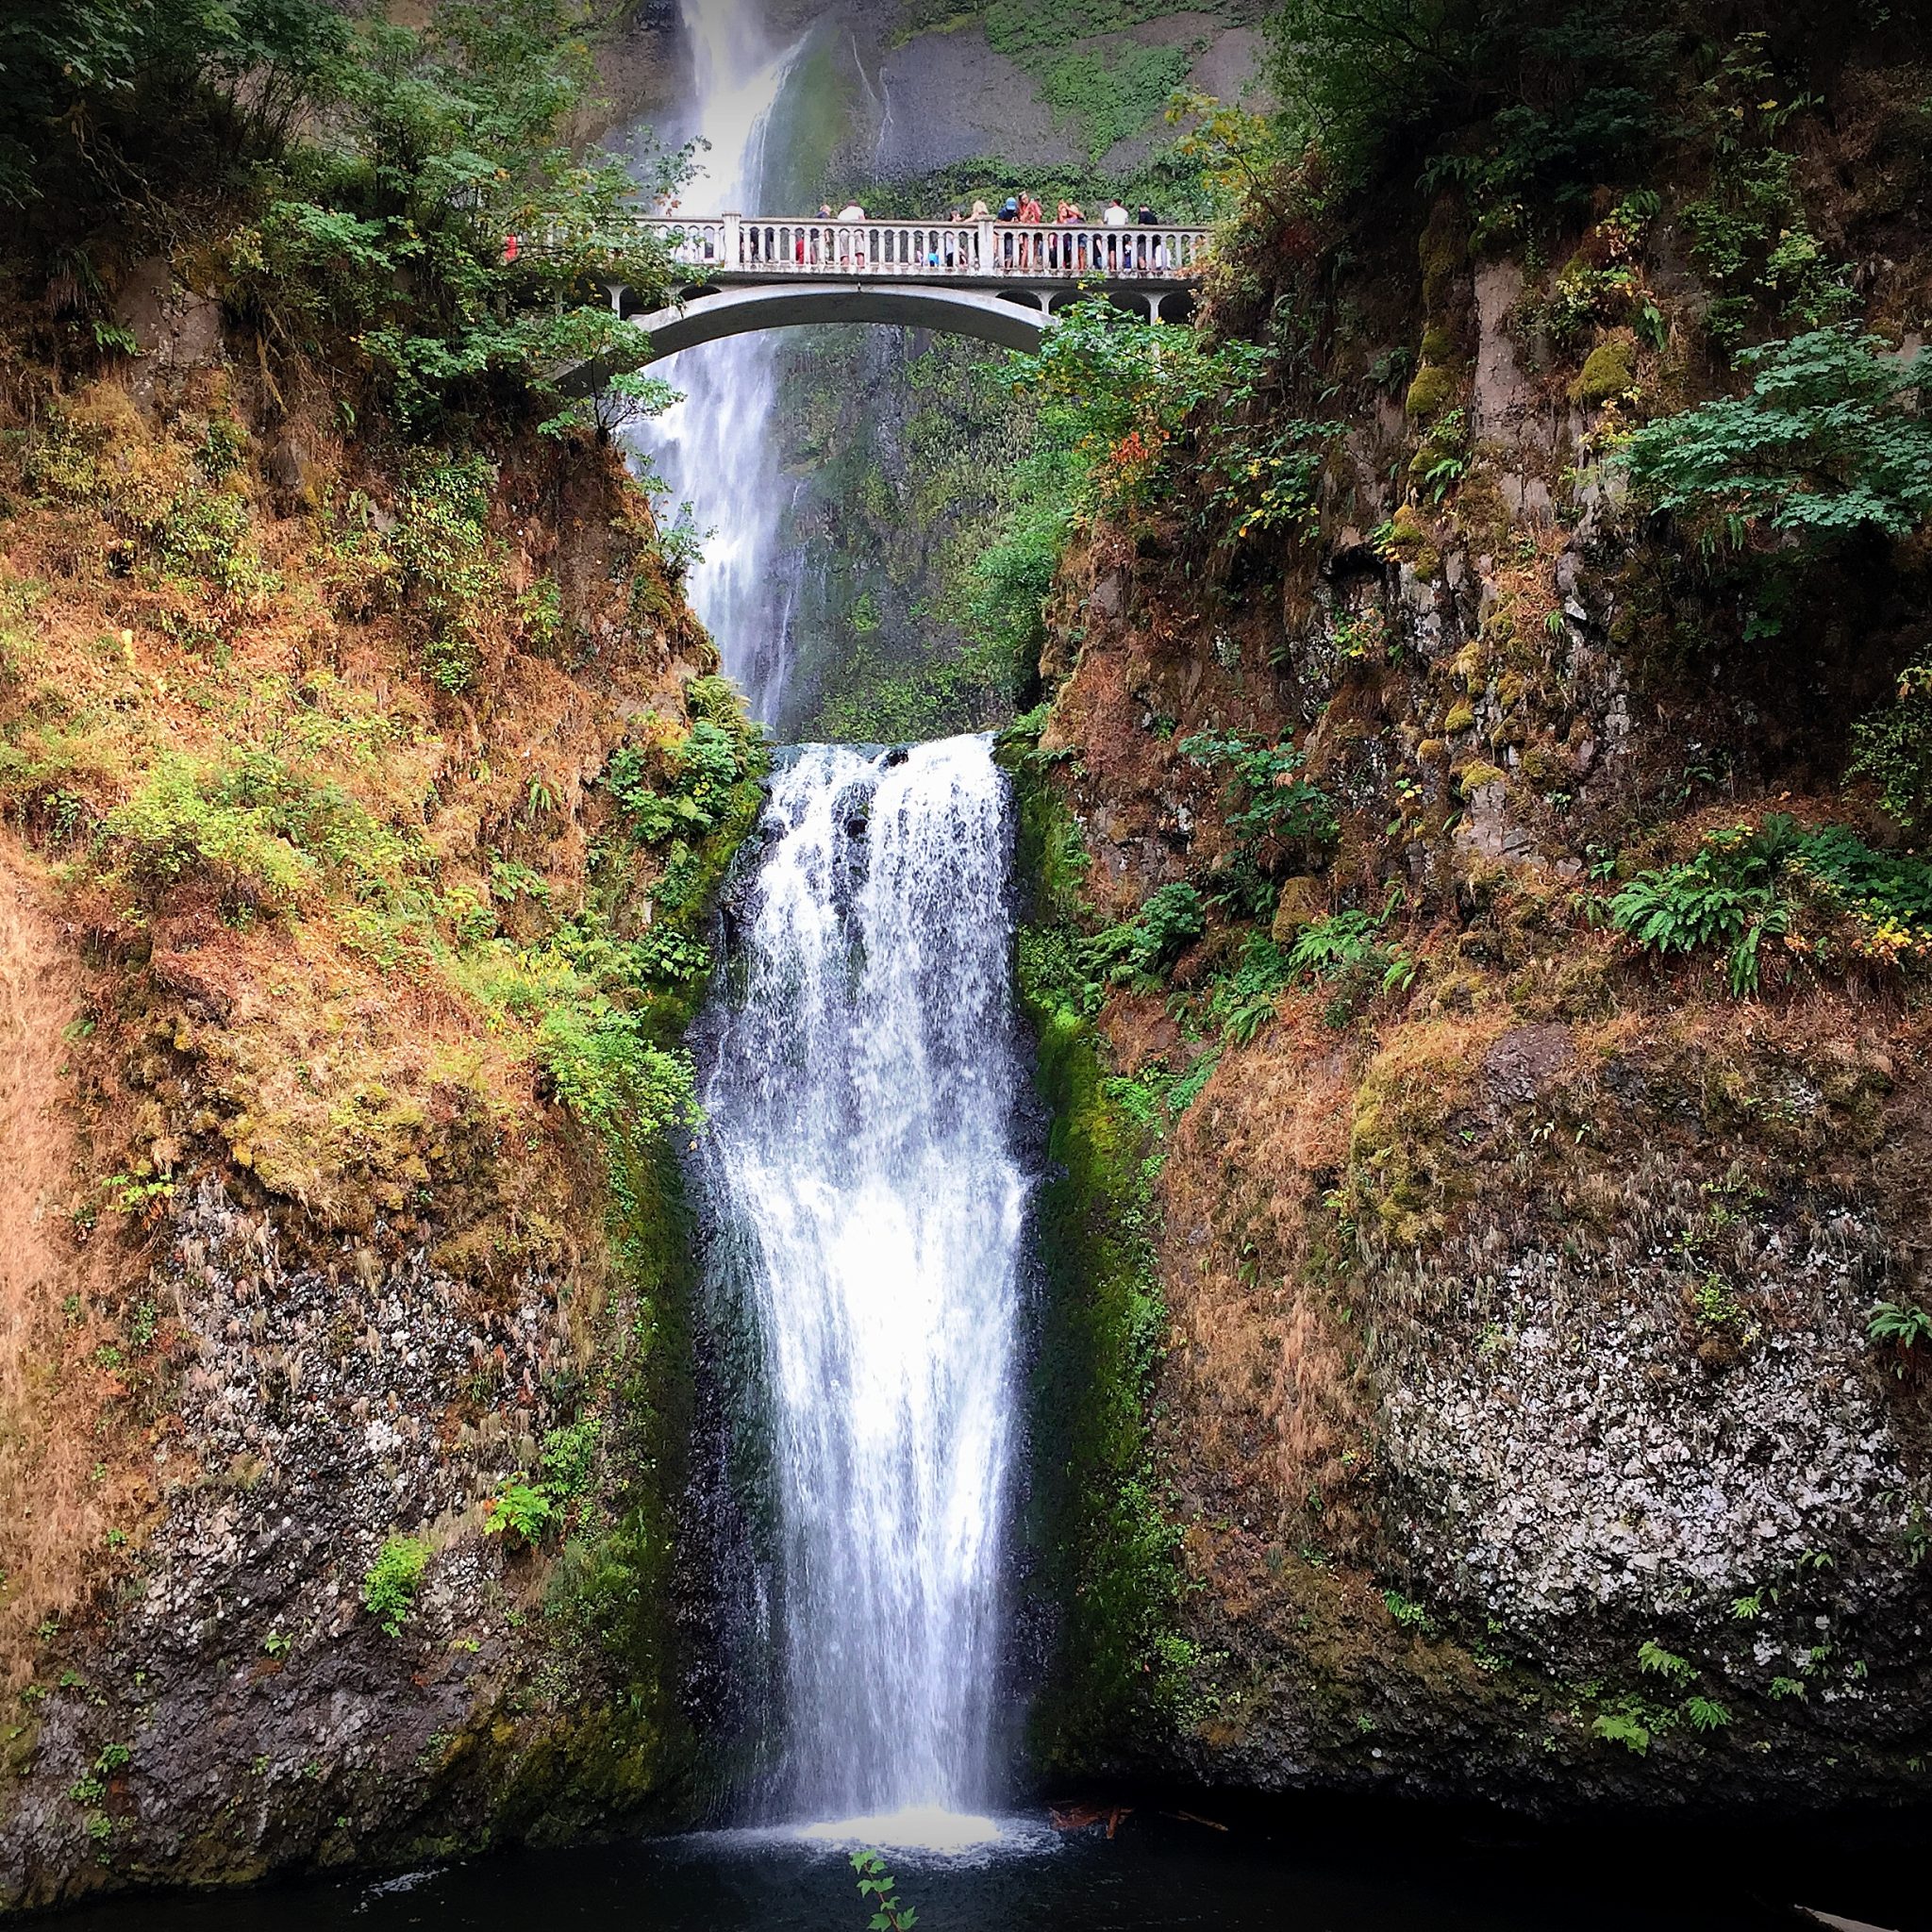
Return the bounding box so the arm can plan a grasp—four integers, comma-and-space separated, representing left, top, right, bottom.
795, 1807, 1006, 1854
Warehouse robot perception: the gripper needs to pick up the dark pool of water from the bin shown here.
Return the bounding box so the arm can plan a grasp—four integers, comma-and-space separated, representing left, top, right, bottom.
45, 1801, 1932, 1932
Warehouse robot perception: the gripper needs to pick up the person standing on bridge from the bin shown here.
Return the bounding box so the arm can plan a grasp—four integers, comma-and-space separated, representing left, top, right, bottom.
1137, 203, 1164, 274
1056, 198, 1085, 273
836, 199, 866, 269
1015, 191, 1041, 267
1102, 195, 1129, 275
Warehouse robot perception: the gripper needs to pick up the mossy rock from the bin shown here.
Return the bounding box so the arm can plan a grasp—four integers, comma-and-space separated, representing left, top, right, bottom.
1517, 742, 1572, 789
1270, 874, 1327, 948
1420, 325, 1457, 364
1456, 759, 1508, 796
1380, 504, 1443, 579
1569, 331, 1639, 407
1347, 1019, 1498, 1244
1418, 200, 1465, 314
1404, 362, 1461, 425
1443, 703, 1476, 736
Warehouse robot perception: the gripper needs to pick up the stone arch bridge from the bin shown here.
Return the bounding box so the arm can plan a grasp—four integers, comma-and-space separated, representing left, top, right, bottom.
546, 212, 1212, 364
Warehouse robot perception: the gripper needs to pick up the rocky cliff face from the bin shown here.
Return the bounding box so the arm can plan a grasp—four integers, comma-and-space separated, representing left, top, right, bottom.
0, 251, 753, 1907
1016, 36, 1932, 1810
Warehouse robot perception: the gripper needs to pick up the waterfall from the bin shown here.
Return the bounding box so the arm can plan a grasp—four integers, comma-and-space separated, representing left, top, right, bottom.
635, 0, 804, 732
698, 736, 1029, 1846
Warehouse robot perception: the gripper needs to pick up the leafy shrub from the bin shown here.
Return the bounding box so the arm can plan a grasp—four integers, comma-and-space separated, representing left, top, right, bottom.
389, 453, 499, 691
1182, 732, 1336, 849
1849, 665, 1932, 830
630, 928, 713, 986
850, 1850, 916, 1932
483, 1481, 555, 1546
1268, 0, 1670, 215
1677, 36, 1852, 348
608, 709, 754, 844
537, 999, 700, 1140
1615, 327, 1932, 549
98, 747, 436, 926
13, 0, 687, 424
1180, 730, 1336, 915
1199, 413, 1343, 542
541, 1416, 603, 1500
1684, 1696, 1731, 1732
1, 0, 350, 208
103, 758, 318, 914
361, 1534, 430, 1637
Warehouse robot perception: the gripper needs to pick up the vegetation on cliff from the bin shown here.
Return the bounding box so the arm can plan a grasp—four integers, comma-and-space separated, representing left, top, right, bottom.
995, 0, 1932, 1802
0, 0, 767, 1899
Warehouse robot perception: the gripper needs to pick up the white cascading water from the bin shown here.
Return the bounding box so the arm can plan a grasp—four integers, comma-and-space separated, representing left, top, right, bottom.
699, 737, 1029, 1847
636, 0, 803, 729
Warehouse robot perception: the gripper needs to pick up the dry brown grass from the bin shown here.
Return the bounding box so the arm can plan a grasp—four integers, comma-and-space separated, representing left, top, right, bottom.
0, 358, 704, 1233
0, 839, 154, 1689
1158, 997, 1370, 1549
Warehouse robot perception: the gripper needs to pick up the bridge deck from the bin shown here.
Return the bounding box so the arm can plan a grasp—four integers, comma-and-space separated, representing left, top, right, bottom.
533, 212, 1213, 291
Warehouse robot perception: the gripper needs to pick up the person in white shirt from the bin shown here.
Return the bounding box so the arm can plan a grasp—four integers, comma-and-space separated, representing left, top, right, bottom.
1101, 197, 1128, 271
835, 201, 866, 267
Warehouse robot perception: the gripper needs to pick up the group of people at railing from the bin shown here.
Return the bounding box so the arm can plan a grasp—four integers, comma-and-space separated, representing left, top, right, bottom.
673, 195, 1191, 278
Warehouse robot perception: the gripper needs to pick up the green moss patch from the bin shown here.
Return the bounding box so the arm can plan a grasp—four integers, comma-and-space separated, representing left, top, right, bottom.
1004, 747, 1192, 1770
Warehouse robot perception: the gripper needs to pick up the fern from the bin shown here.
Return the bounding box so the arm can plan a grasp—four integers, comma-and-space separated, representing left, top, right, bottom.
1638, 1640, 1695, 1687
1591, 1711, 1650, 1755
1685, 1696, 1731, 1733
1609, 816, 1932, 994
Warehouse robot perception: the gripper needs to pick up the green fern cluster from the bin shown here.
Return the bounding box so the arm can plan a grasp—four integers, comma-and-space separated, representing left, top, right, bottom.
1609, 815, 1932, 994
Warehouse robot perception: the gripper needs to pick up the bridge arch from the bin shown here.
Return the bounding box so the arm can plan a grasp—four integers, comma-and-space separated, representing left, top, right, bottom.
626, 280, 1068, 357
619, 282, 1199, 361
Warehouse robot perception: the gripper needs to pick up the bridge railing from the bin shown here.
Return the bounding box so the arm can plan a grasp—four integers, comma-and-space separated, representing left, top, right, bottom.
578, 214, 1211, 281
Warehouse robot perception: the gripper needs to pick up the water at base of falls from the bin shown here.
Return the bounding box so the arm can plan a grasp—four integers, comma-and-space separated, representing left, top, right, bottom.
695, 735, 1029, 1840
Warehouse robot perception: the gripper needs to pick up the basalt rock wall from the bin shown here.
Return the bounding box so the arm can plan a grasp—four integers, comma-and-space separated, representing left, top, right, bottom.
1016, 35, 1932, 1811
